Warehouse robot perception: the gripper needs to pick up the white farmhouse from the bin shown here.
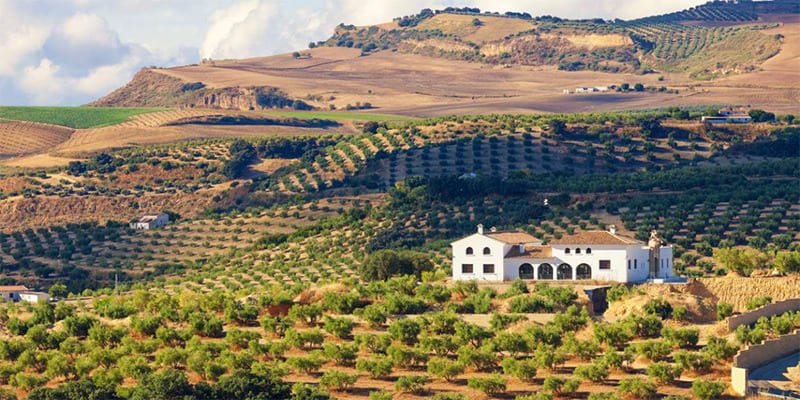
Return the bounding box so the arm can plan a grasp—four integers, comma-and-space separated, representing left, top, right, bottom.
19, 292, 51, 303
130, 212, 170, 230
451, 225, 672, 283
0, 286, 29, 302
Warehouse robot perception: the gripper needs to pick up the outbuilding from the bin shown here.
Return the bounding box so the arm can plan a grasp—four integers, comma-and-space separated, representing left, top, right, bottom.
130, 212, 170, 230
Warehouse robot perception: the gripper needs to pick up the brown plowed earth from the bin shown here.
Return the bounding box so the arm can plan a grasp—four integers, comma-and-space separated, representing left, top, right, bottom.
0, 121, 74, 157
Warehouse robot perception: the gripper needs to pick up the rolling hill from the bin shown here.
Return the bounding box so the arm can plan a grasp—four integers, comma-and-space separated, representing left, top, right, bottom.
90, 0, 800, 117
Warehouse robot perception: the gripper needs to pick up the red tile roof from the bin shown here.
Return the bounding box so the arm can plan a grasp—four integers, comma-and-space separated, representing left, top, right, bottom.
0, 286, 29, 292
549, 231, 641, 245
505, 245, 553, 259
485, 230, 539, 244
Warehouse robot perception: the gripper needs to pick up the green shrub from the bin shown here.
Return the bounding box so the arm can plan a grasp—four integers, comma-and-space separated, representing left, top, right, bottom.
323, 316, 354, 339
287, 354, 324, 374
322, 342, 358, 366
618, 378, 657, 399
645, 362, 680, 384
671, 306, 688, 321
388, 318, 421, 345
432, 393, 468, 400
716, 302, 733, 320
674, 350, 712, 374
356, 356, 394, 379
467, 374, 508, 395
635, 340, 672, 362
395, 375, 427, 394
319, 369, 358, 391
542, 376, 580, 396
704, 336, 738, 361
745, 296, 772, 310
691, 379, 726, 400
354, 304, 387, 327
644, 298, 673, 319
588, 393, 621, 400
369, 391, 392, 400
661, 326, 699, 348
501, 357, 538, 382
427, 357, 465, 382
575, 361, 610, 383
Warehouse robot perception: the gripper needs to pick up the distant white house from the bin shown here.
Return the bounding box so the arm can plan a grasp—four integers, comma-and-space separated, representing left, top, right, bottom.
451, 225, 672, 283
0, 286, 51, 303
0, 286, 28, 302
703, 107, 752, 124
130, 212, 170, 230
19, 292, 51, 303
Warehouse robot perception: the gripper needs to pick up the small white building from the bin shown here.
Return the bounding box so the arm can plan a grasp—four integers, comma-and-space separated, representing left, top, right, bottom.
130, 212, 170, 230
451, 225, 672, 283
718, 107, 749, 116
19, 292, 51, 303
0, 286, 28, 302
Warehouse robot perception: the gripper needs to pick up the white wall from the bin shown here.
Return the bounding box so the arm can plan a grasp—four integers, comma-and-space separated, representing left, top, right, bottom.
551, 245, 629, 282
451, 234, 505, 281
626, 247, 651, 282
20, 293, 50, 303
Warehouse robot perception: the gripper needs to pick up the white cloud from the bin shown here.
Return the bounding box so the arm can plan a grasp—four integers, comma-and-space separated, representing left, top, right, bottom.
19, 59, 65, 105
200, 0, 269, 59
0, 1, 50, 76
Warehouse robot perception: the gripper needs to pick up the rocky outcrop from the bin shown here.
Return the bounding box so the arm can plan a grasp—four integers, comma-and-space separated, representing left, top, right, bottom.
89, 68, 301, 111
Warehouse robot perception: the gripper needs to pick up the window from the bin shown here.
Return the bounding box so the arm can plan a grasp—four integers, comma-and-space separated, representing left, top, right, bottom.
575, 248, 581, 254
586, 248, 592, 254
483, 264, 495, 273
462, 264, 474, 274
600, 260, 611, 270
634, 259, 638, 269
565, 248, 571, 254
627, 260, 631, 270
466, 247, 474, 255
483, 247, 491, 255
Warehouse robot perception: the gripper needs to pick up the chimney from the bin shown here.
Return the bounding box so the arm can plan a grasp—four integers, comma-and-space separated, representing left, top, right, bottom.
477, 224, 484, 235
490, 226, 497, 233
609, 225, 617, 235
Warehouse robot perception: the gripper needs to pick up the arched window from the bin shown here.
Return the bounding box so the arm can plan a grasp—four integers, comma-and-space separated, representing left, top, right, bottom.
576, 264, 591, 280
538, 263, 553, 280
557, 263, 573, 280
586, 248, 592, 254
519, 264, 534, 280
483, 247, 491, 255
466, 247, 474, 255
565, 248, 571, 254
575, 248, 582, 254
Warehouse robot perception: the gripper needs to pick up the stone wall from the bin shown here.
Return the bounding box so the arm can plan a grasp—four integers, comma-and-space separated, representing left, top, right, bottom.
728, 298, 800, 331
731, 330, 800, 395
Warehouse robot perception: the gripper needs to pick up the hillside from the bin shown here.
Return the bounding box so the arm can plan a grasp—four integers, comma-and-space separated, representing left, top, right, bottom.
0, 106, 798, 400
89, 1, 800, 117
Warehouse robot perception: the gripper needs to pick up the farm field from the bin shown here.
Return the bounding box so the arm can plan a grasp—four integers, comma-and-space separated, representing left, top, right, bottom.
0, 106, 164, 129
261, 110, 417, 122
0, 109, 360, 168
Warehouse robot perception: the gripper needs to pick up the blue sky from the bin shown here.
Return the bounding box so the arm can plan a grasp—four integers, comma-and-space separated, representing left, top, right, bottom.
0, 0, 699, 106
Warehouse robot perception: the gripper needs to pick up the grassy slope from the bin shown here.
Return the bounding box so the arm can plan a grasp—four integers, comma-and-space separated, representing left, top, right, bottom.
0, 106, 166, 129
261, 110, 416, 122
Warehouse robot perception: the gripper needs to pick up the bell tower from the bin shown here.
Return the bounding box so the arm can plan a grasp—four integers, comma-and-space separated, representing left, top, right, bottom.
648, 230, 663, 279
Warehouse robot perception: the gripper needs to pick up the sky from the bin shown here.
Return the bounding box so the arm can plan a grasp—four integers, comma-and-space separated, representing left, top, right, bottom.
0, 0, 700, 106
